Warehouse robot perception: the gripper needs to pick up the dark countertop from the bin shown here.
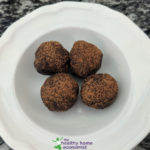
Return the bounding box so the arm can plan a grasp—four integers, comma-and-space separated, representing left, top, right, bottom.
0, 0, 150, 150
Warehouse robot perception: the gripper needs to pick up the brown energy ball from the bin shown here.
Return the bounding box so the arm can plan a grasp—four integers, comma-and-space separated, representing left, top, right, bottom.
41, 73, 79, 111
70, 40, 103, 78
34, 41, 69, 75
81, 74, 118, 109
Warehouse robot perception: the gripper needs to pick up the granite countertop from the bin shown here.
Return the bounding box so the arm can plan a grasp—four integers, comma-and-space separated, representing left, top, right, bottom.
0, 0, 150, 150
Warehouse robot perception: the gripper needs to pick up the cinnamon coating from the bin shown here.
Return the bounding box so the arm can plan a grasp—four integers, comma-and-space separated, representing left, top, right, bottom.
34, 41, 69, 75
81, 74, 118, 109
70, 41, 103, 78
41, 73, 79, 111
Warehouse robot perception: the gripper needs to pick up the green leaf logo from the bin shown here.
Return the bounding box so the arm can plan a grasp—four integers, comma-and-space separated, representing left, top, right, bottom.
52, 137, 63, 150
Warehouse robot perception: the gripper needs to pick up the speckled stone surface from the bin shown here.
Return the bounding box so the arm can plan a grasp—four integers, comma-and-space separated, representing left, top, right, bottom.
0, 0, 150, 150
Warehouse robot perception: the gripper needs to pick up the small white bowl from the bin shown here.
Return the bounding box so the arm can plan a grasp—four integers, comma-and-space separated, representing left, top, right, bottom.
0, 2, 150, 150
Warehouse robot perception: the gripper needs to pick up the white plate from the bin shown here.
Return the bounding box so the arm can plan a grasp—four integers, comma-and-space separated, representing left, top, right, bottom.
0, 2, 150, 150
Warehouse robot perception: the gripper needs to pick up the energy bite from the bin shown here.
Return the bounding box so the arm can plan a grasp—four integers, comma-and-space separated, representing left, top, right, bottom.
34, 41, 69, 75
41, 73, 79, 111
81, 74, 118, 109
70, 40, 103, 78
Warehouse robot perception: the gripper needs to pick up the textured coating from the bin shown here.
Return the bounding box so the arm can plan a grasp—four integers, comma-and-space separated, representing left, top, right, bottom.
70, 41, 103, 78
34, 41, 69, 75
81, 74, 118, 109
41, 73, 79, 111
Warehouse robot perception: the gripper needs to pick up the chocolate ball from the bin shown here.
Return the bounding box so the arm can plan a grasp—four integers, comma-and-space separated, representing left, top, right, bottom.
41, 73, 79, 111
81, 74, 118, 109
34, 41, 69, 75
70, 40, 103, 78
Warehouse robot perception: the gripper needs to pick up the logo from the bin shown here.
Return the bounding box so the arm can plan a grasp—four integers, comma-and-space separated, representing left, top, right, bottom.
52, 137, 63, 150
52, 137, 93, 150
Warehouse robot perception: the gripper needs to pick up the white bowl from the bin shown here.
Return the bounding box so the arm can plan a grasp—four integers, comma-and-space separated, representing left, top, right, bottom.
0, 2, 150, 150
